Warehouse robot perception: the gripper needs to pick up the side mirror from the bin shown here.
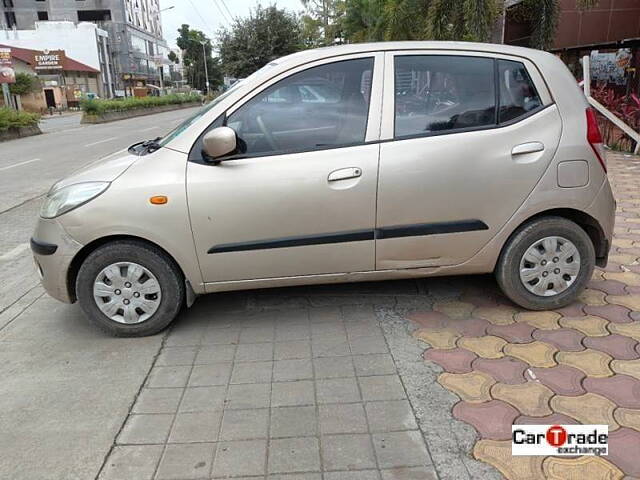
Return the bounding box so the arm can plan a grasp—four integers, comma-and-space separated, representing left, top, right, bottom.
202, 126, 237, 160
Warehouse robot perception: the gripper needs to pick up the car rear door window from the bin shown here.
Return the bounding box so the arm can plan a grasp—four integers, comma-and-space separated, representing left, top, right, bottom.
394, 55, 496, 138
498, 59, 543, 124
227, 58, 374, 156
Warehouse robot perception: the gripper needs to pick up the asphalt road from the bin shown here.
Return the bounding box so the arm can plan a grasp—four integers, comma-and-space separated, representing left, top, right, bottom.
0, 107, 199, 317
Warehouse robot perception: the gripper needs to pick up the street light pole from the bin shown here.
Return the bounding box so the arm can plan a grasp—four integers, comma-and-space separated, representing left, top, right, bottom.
201, 40, 210, 96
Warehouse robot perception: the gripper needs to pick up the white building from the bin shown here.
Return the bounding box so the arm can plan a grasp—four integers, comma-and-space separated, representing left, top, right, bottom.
0, 21, 115, 97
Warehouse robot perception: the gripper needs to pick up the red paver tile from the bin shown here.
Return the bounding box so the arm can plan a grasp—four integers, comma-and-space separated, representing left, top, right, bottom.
588, 280, 629, 296
608, 427, 640, 477
584, 304, 633, 324
513, 412, 580, 425
583, 375, 640, 409
532, 328, 586, 352
486, 323, 536, 344
554, 303, 585, 317
423, 347, 477, 374
583, 335, 639, 360
528, 365, 586, 396
449, 317, 490, 337
407, 311, 449, 329
459, 293, 500, 308
452, 400, 519, 440
472, 357, 528, 384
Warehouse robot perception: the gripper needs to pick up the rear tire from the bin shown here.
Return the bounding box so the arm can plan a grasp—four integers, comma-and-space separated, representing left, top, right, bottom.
76, 240, 184, 337
495, 216, 595, 310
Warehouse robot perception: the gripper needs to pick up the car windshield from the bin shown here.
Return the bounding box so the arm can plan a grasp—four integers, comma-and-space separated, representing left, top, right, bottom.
157, 62, 278, 147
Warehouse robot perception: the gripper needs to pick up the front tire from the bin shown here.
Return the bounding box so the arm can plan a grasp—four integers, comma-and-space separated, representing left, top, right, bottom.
76, 240, 184, 337
495, 216, 595, 310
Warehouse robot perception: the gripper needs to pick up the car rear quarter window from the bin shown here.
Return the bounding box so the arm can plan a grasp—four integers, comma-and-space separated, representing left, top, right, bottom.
394, 55, 496, 138
498, 59, 543, 124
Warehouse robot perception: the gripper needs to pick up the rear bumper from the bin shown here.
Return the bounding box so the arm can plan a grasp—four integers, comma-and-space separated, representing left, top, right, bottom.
586, 178, 616, 267
31, 217, 83, 304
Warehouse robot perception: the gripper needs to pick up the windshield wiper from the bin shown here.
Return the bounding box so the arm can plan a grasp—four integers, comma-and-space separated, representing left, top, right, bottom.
141, 136, 162, 153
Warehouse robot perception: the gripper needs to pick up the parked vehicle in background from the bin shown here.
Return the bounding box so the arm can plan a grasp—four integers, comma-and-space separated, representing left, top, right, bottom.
31, 42, 615, 336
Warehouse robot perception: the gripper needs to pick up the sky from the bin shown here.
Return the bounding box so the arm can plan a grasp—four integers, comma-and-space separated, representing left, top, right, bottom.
159, 0, 305, 49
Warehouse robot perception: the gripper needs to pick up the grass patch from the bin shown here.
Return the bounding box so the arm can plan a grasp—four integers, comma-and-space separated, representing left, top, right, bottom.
81, 93, 202, 115
0, 107, 40, 131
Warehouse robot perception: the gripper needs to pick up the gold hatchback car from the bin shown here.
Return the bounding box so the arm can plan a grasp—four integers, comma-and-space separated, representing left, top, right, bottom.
32, 42, 615, 336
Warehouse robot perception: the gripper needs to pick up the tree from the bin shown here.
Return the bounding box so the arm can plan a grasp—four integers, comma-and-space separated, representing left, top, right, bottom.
218, 5, 302, 78
9, 73, 40, 96
176, 24, 222, 92
300, 0, 345, 46
167, 51, 179, 64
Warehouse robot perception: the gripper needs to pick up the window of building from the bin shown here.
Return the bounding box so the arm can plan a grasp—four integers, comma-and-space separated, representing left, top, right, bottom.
394, 55, 496, 138
37, 11, 49, 20
77, 9, 111, 21
3, 0, 14, 8
498, 59, 542, 124
226, 58, 374, 156
4, 11, 16, 28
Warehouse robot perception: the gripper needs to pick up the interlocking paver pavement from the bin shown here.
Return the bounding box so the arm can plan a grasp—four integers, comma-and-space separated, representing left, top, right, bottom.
100, 151, 638, 479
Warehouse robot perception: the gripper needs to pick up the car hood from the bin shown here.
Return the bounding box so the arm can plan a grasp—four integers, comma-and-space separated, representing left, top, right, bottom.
50, 149, 138, 192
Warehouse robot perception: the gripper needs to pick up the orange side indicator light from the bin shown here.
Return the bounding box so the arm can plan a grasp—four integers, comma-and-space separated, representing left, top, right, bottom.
150, 195, 168, 205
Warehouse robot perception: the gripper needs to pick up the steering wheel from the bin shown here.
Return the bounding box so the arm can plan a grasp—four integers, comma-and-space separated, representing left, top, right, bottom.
256, 115, 279, 151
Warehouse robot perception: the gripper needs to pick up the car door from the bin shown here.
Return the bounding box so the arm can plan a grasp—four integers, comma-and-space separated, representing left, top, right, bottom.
187, 54, 383, 286
376, 51, 562, 270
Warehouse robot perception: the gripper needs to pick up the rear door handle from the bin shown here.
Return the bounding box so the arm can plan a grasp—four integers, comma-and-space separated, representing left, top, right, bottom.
328, 167, 362, 182
512, 142, 545, 155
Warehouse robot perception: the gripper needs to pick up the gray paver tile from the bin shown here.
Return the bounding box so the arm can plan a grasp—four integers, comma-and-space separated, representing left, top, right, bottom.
316, 377, 360, 404
272, 380, 315, 407
146, 366, 191, 388
350, 336, 389, 355
309, 306, 341, 323
231, 361, 273, 384
276, 324, 310, 341
269, 474, 322, 480
212, 439, 267, 477
194, 345, 236, 364
219, 408, 269, 440
353, 354, 397, 376
239, 326, 275, 343
188, 363, 232, 387
365, 400, 418, 432
324, 471, 380, 480
372, 432, 430, 469
155, 346, 198, 366
165, 329, 202, 347
273, 359, 313, 381
168, 411, 222, 443
179, 386, 226, 412
132, 388, 182, 414
311, 322, 346, 338
346, 322, 384, 338
380, 467, 438, 479
358, 375, 406, 401
342, 305, 375, 322
117, 414, 173, 445
313, 356, 355, 379
99, 445, 163, 480
274, 340, 312, 360
156, 442, 216, 479
268, 437, 320, 474
321, 434, 377, 470
201, 328, 240, 345
318, 403, 367, 434
270, 406, 317, 437
312, 337, 351, 357
226, 383, 271, 409
235, 342, 274, 362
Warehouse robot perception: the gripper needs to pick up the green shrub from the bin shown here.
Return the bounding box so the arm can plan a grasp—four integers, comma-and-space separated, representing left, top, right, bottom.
0, 107, 40, 131
81, 93, 202, 115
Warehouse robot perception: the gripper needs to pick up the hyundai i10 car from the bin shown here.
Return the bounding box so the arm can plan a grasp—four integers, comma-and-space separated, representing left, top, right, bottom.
31, 41, 615, 336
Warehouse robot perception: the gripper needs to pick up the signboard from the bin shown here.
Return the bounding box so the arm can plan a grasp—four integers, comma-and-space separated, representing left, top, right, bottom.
32, 49, 66, 70
0, 47, 16, 84
590, 49, 632, 86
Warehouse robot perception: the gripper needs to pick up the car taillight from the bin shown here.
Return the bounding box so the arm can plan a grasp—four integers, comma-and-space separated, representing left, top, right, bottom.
586, 107, 607, 173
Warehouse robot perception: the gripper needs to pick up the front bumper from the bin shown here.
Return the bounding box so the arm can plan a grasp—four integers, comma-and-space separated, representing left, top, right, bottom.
31, 217, 83, 303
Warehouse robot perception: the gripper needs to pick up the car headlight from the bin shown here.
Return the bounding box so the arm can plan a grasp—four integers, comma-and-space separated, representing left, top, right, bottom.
40, 182, 110, 219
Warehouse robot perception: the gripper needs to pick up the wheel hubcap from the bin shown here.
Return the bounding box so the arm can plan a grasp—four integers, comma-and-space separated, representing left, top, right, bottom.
519, 236, 581, 297
93, 262, 162, 324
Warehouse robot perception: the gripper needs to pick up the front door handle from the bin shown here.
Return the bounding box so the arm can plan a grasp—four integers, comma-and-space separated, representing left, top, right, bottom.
328, 167, 362, 182
512, 142, 545, 155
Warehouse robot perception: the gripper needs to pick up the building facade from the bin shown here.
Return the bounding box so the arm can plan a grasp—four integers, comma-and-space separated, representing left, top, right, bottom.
0, 0, 169, 95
